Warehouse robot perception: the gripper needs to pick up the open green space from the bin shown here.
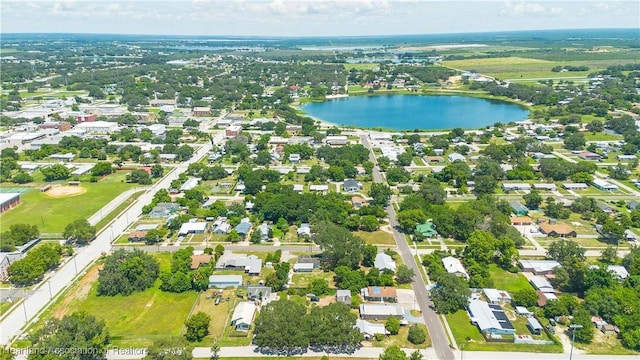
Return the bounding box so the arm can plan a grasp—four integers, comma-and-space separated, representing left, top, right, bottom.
371, 323, 431, 349
353, 230, 397, 245
29, 253, 198, 348
487, 264, 532, 292
0, 171, 137, 233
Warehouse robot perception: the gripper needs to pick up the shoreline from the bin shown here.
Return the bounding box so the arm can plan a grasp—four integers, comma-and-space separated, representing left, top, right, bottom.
296, 90, 531, 132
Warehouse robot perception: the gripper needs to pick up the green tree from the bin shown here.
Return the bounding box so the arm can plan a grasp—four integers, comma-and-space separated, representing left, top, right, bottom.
572, 308, 595, 343
523, 190, 542, 209
361, 215, 379, 232
28, 311, 109, 360
385, 316, 401, 335
431, 273, 471, 314
547, 239, 585, 264
407, 324, 426, 345
97, 249, 159, 296
145, 338, 193, 360
253, 300, 310, 355
379, 345, 407, 360
512, 288, 538, 307
91, 161, 113, 176
11, 171, 33, 184
185, 312, 210, 342
151, 164, 164, 178
362, 245, 378, 267
369, 183, 393, 207
564, 132, 585, 150
397, 209, 427, 233
419, 177, 446, 205
41, 163, 71, 181
396, 264, 415, 284
313, 222, 364, 270
63, 219, 96, 245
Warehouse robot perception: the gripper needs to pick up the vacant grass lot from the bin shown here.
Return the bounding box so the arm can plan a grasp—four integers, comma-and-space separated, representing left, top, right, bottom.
371, 323, 431, 349
31, 253, 198, 348
487, 264, 533, 293
1, 171, 137, 232
354, 230, 397, 245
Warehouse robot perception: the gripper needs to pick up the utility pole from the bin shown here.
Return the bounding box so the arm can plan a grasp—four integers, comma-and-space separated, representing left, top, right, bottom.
569, 324, 583, 360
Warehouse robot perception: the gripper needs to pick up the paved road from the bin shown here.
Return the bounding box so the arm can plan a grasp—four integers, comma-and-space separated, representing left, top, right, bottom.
361, 134, 454, 360
0, 139, 216, 345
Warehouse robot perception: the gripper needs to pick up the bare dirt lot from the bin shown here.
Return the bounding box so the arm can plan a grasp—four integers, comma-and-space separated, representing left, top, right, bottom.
45, 185, 87, 198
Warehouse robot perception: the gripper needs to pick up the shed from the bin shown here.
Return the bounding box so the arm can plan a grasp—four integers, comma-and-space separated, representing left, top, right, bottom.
336, 289, 352, 305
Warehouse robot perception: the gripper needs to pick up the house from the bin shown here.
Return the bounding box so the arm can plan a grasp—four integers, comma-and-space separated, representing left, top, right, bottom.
325, 136, 348, 146
288, 153, 301, 163
257, 223, 271, 242
336, 289, 352, 305
483, 289, 512, 304
624, 229, 639, 243
519, 260, 561, 275
297, 223, 311, 237
527, 317, 544, 335
293, 262, 315, 272
213, 222, 231, 235
309, 184, 329, 193
358, 304, 404, 320
149, 202, 179, 218
627, 200, 640, 210
563, 183, 588, 190
467, 300, 516, 335
510, 217, 532, 226
539, 222, 576, 237
576, 151, 602, 161
235, 218, 252, 239
209, 275, 243, 288
247, 285, 272, 304
219, 255, 262, 275
374, 253, 396, 272
178, 222, 207, 236
343, 179, 361, 193
606, 265, 629, 280
442, 256, 469, 279
136, 224, 159, 232
361, 286, 397, 302
351, 196, 365, 209
424, 156, 444, 163
355, 319, 388, 340
502, 183, 531, 191
231, 302, 257, 331
536, 291, 558, 306
128, 231, 147, 242
515, 306, 533, 317
529, 276, 555, 293
415, 221, 438, 238
180, 177, 201, 192
0, 193, 21, 213
447, 153, 466, 163
509, 201, 529, 216
617, 154, 637, 161
532, 183, 557, 191
595, 203, 617, 217
592, 179, 618, 191
50, 153, 75, 162
190, 254, 212, 270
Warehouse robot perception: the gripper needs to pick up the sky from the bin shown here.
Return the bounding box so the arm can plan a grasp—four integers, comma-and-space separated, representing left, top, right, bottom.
1, 0, 639, 37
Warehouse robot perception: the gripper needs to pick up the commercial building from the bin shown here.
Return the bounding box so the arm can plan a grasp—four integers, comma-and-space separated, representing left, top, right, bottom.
0, 193, 21, 213
74, 121, 119, 134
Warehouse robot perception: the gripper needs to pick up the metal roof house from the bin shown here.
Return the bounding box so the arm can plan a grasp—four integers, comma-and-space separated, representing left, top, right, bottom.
219, 255, 263, 275
231, 302, 257, 331
509, 200, 529, 216
415, 221, 438, 238
358, 304, 405, 320
374, 253, 396, 272
467, 299, 516, 335
355, 319, 388, 340
208, 275, 243, 288
519, 260, 561, 275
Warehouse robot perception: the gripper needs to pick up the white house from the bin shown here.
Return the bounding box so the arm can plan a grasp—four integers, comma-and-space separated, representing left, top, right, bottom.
178, 222, 207, 236
374, 253, 396, 272
230, 302, 257, 331
442, 256, 469, 279
448, 153, 466, 163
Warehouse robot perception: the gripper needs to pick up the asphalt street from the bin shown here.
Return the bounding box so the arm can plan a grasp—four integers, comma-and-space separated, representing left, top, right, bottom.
361, 134, 454, 360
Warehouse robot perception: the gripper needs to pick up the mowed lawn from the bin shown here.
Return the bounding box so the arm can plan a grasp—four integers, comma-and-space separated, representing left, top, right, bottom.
0, 171, 136, 233
353, 230, 397, 245
487, 264, 533, 293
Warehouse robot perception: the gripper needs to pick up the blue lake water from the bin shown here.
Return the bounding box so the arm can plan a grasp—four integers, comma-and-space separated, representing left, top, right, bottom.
301, 95, 530, 130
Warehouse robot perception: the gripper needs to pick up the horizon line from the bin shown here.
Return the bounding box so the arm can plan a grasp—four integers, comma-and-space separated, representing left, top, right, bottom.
2, 27, 638, 39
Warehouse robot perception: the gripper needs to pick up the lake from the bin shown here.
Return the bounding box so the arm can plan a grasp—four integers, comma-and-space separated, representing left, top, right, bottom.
301, 95, 530, 130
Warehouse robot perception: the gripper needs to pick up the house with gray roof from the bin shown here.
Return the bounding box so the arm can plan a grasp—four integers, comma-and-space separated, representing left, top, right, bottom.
247, 285, 272, 304
209, 275, 243, 288
336, 289, 352, 305
374, 253, 396, 272
149, 202, 179, 218
218, 255, 262, 275
343, 179, 361, 193
235, 218, 252, 239
355, 319, 388, 340
467, 299, 515, 335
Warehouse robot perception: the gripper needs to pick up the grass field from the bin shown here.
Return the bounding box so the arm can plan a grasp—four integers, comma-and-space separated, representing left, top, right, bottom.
353, 230, 397, 245
0, 171, 137, 233
32, 253, 198, 348
371, 323, 431, 349
443, 57, 639, 82
487, 264, 533, 293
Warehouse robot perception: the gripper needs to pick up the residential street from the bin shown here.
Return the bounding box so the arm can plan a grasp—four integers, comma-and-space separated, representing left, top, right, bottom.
361, 134, 455, 360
